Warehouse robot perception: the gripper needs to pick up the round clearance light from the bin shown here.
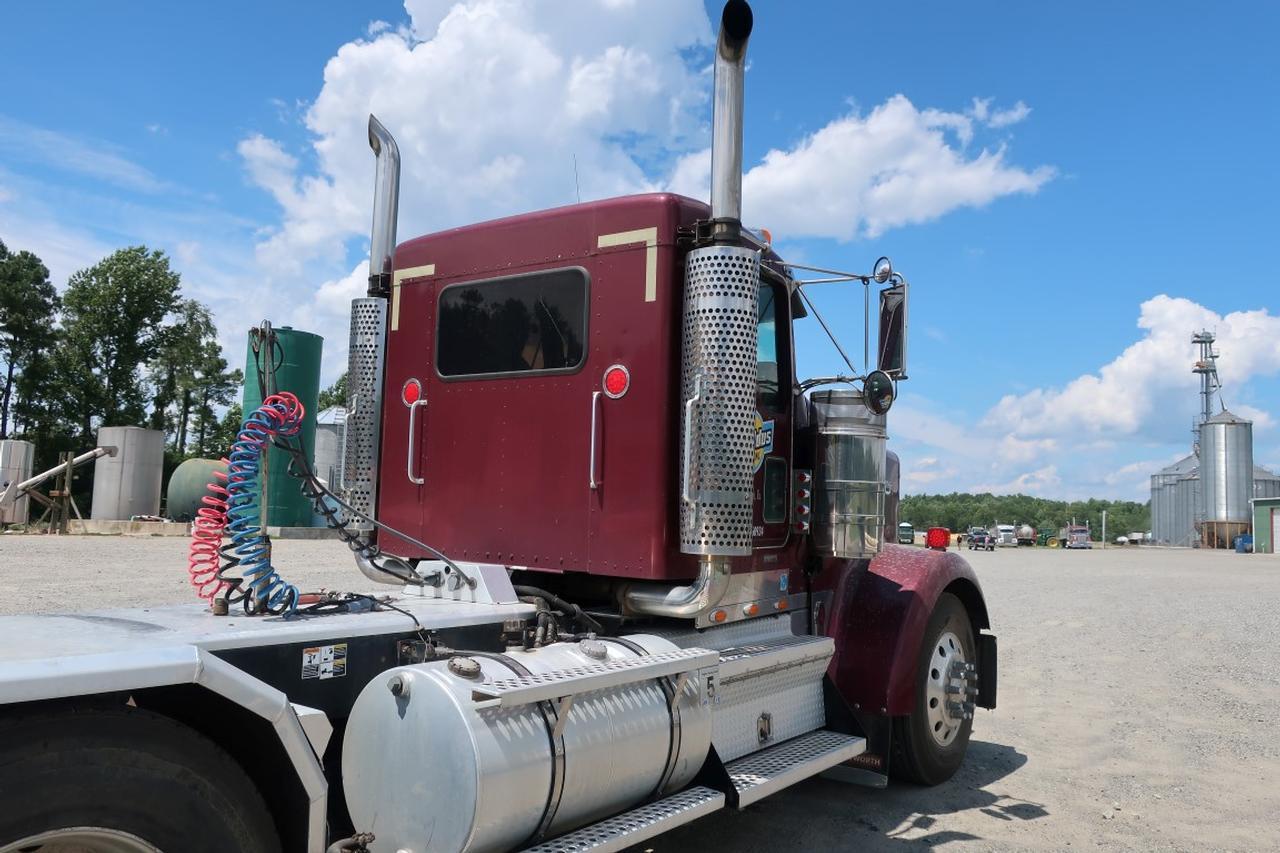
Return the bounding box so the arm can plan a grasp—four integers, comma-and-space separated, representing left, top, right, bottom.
926, 527, 951, 551
602, 364, 631, 399
402, 378, 422, 406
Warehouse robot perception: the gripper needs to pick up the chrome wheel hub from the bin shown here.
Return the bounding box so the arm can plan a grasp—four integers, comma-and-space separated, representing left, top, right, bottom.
924, 630, 976, 747
0, 828, 163, 853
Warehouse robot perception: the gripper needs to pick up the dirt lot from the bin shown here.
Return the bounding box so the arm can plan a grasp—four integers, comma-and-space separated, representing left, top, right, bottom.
1, 535, 1277, 851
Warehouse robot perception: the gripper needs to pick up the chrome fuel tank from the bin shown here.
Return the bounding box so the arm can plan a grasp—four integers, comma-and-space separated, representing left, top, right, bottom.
341, 634, 711, 853
809, 390, 887, 560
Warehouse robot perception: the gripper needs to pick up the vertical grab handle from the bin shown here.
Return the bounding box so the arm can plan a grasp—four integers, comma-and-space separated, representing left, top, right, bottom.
406, 399, 427, 485
680, 374, 703, 504
589, 391, 602, 490
339, 393, 358, 490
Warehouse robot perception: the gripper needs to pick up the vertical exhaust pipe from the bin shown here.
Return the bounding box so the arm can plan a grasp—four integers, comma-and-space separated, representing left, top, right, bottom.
367, 115, 401, 297
626, 3, 758, 620
341, 115, 398, 542
709, 0, 753, 230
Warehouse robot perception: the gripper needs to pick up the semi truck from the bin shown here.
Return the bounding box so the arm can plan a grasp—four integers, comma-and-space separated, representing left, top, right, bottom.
0, 5, 997, 852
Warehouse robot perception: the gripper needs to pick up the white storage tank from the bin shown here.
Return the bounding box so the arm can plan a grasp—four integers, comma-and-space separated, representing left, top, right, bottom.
0, 439, 35, 524
91, 427, 165, 520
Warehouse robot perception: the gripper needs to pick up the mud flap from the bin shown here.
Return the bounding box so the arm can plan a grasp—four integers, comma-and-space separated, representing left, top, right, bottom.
977, 633, 998, 709
819, 677, 892, 788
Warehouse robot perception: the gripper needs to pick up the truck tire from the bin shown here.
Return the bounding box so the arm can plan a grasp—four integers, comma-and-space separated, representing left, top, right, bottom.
891, 592, 975, 786
0, 704, 280, 853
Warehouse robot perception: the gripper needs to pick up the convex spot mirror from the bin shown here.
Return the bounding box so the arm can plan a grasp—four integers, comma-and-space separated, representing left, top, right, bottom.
877, 278, 908, 379
864, 369, 895, 415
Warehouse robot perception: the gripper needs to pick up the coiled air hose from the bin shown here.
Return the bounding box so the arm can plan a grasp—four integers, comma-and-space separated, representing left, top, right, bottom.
186, 392, 305, 614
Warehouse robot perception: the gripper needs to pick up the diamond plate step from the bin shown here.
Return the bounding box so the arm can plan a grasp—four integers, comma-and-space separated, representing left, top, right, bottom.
520, 786, 726, 853
716, 634, 834, 681
726, 730, 867, 808
471, 647, 718, 708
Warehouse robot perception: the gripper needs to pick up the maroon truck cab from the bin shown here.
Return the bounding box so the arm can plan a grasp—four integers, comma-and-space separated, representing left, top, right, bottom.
379, 192, 798, 584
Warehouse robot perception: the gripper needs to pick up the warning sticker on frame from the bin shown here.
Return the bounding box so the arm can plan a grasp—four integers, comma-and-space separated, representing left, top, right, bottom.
301, 643, 348, 680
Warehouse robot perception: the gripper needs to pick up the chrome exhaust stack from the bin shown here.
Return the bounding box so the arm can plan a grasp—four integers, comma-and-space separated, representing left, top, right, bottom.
709, 0, 753, 237
630, 2, 758, 620
340, 114, 399, 543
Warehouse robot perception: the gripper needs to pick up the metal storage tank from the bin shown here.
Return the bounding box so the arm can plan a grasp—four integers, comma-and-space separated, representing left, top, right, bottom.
0, 439, 35, 524
1254, 465, 1280, 500
314, 407, 345, 488
166, 458, 227, 522
1149, 475, 1165, 543
242, 326, 323, 528
91, 427, 165, 519
1200, 410, 1253, 524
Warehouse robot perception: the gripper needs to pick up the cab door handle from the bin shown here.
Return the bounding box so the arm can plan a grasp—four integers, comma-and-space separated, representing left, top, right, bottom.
589, 391, 602, 490
407, 399, 428, 485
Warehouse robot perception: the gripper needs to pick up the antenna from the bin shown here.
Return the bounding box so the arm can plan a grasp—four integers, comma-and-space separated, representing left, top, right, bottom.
573, 154, 581, 204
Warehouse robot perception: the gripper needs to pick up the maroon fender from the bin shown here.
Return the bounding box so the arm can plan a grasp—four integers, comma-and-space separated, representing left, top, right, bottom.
816, 544, 990, 717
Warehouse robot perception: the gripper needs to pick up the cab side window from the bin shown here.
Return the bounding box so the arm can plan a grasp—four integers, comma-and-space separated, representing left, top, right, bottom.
756, 281, 785, 410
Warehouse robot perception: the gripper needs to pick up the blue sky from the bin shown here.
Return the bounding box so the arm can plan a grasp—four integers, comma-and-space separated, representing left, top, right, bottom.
1, 0, 1277, 499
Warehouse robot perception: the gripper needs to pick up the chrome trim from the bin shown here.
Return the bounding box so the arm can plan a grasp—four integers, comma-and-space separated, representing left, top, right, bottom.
680, 373, 702, 504
601, 363, 631, 399
367, 114, 400, 286
589, 390, 602, 490
623, 556, 731, 619
353, 550, 419, 586
710, 0, 753, 222
406, 398, 427, 485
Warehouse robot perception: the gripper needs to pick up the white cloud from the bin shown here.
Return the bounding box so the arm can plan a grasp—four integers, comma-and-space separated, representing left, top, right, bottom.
985, 296, 1280, 440
970, 465, 1062, 496
239, 0, 713, 275
0, 116, 165, 193
676, 95, 1054, 240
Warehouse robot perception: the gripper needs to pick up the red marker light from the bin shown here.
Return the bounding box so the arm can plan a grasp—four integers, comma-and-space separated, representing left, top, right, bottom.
602, 364, 630, 399
402, 378, 422, 406
926, 527, 951, 551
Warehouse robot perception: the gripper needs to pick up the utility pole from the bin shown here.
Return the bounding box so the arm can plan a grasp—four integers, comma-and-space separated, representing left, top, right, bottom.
1101, 510, 1107, 549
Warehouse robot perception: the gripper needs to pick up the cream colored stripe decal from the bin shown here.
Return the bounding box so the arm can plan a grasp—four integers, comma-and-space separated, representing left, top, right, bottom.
597, 227, 659, 302
390, 263, 435, 331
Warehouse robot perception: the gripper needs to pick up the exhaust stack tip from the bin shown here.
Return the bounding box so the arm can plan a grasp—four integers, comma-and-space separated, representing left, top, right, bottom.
366, 114, 401, 294
709, 1, 752, 230
718, 0, 753, 57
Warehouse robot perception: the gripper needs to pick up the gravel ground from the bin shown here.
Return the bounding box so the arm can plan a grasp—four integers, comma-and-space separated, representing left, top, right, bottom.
1, 535, 1277, 851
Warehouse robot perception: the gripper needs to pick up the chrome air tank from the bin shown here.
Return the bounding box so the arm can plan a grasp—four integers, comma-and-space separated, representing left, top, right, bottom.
341, 634, 711, 853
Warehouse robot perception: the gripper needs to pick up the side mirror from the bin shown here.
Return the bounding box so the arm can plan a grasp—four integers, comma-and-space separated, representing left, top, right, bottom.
877, 278, 908, 379
864, 369, 895, 415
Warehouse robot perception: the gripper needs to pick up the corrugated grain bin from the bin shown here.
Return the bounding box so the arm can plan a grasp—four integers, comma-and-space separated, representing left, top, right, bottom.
91, 427, 165, 519
0, 439, 35, 524
242, 326, 323, 528
166, 458, 227, 522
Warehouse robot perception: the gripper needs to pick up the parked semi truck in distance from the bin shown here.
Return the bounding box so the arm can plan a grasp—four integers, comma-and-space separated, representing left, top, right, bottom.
994, 524, 1018, 547
897, 521, 915, 544
0, 5, 997, 852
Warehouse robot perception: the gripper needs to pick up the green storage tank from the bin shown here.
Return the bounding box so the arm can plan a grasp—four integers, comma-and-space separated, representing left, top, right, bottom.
167, 458, 228, 522
242, 326, 323, 528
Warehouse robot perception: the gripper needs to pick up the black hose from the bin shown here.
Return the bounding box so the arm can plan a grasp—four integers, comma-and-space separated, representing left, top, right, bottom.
512, 585, 602, 634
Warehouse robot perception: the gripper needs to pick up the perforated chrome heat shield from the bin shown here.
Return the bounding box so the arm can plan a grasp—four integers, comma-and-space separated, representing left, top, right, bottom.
342, 296, 388, 530
679, 244, 761, 556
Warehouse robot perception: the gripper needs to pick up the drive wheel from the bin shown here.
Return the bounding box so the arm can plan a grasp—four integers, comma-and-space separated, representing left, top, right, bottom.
0, 705, 280, 853
892, 593, 976, 785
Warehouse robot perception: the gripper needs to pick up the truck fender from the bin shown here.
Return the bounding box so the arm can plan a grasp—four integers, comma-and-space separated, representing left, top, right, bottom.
820, 544, 990, 717
0, 644, 329, 853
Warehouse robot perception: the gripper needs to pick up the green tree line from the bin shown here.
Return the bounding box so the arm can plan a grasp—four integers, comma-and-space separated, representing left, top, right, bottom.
900, 492, 1150, 540
0, 239, 243, 477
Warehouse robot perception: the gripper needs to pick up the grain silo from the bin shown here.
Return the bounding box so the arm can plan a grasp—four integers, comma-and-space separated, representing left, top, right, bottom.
1147, 332, 1274, 548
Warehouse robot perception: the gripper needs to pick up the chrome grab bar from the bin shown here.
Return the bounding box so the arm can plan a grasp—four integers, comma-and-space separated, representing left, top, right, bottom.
680, 373, 703, 504
406, 398, 427, 485
338, 394, 358, 491
589, 391, 602, 489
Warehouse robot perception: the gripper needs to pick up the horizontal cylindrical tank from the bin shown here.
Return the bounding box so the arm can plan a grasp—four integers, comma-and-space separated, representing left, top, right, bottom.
809, 390, 887, 559
166, 458, 227, 522
242, 326, 323, 528
91, 427, 164, 520
1200, 411, 1253, 523
0, 439, 35, 524
342, 634, 710, 853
